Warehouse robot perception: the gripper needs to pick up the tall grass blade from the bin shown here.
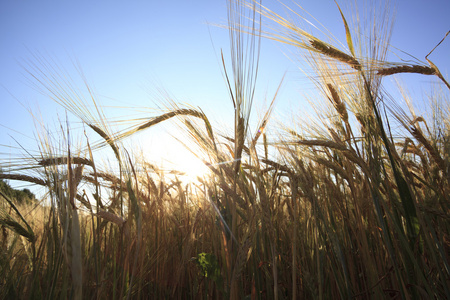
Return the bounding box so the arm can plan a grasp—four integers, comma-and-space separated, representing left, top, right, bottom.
335, 1, 355, 57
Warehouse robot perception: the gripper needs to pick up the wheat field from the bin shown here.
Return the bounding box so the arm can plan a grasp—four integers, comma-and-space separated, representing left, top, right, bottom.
1, 1, 449, 299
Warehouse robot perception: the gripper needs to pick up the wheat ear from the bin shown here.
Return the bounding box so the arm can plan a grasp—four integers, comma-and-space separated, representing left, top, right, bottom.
39, 156, 93, 167
310, 40, 361, 70
377, 65, 435, 76
327, 83, 348, 123
410, 126, 446, 173
0, 173, 47, 186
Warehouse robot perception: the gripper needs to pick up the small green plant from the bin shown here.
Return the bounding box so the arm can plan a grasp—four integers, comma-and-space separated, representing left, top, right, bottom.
193, 252, 223, 285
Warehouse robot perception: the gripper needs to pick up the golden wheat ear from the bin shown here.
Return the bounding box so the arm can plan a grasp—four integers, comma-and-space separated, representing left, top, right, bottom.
326, 83, 348, 123
309, 39, 362, 70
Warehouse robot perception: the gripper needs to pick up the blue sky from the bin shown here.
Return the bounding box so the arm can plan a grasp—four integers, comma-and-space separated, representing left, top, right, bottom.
0, 0, 449, 183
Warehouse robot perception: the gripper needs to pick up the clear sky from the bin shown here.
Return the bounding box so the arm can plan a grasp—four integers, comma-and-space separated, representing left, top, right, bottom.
1, 0, 449, 184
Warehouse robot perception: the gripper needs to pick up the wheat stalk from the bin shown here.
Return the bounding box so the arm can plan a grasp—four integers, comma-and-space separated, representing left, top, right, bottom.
71, 208, 82, 300
231, 237, 252, 283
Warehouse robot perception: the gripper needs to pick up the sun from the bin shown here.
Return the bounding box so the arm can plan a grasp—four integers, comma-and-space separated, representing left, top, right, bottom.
138, 130, 211, 183
155, 141, 210, 183
168, 149, 210, 182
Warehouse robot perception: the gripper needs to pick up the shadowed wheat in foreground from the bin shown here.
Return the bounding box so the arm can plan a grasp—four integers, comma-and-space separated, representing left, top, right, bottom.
1, 1, 449, 299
